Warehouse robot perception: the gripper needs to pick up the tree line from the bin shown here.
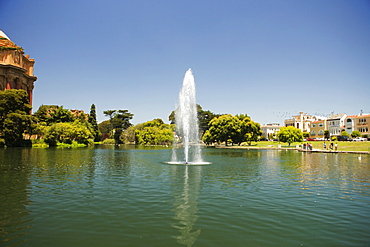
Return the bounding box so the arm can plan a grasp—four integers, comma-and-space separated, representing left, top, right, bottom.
1, 89, 313, 148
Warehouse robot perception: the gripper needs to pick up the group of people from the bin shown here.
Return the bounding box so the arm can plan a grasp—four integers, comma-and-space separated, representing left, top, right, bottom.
302, 141, 338, 151
302, 143, 313, 151
323, 142, 338, 151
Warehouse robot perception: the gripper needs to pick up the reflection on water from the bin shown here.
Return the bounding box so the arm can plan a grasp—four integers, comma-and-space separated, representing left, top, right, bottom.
0, 147, 369, 246
0, 148, 32, 246
171, 166, 202, 246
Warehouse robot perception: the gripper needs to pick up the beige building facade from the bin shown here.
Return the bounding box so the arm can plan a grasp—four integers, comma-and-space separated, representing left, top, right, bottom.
284, 112, 326, 133
0, 30, 37, 105
310, 120, 327, 139
346, 114, 370, 137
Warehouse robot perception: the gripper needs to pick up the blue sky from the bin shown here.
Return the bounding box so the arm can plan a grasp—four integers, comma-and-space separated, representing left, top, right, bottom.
1, 0, 369, 125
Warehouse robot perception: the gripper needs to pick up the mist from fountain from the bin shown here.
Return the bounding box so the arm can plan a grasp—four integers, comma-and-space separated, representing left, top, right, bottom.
167, 69, 210, 165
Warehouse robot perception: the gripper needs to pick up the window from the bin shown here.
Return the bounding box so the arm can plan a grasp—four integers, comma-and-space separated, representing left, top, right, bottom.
319, 123, 323, 127
311, 130, 315, 136
312, 124, 316, 127
318, 130, 324, 135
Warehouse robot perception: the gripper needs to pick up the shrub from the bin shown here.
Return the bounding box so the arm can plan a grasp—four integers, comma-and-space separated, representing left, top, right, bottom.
0, 138, 5, 147
102, 138, 115, 144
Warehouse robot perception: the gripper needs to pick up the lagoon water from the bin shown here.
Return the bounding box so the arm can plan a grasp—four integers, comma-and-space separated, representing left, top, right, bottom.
1, 146, 369, 246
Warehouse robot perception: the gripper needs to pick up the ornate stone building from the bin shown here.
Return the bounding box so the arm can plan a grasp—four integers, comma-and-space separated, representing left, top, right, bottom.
0, 30, 37, 106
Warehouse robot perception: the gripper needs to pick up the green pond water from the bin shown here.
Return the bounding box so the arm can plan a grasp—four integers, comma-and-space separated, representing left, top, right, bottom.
0, 145, 369, 246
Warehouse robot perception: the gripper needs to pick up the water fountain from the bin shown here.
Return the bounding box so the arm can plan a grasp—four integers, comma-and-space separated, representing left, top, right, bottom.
166, 69, 211, 165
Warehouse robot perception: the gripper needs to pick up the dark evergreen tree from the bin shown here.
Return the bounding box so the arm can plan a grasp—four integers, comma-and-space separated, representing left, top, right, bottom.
88, 104, 101, 141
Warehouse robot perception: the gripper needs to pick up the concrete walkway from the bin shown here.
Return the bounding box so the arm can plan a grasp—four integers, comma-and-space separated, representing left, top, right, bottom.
212, 145, 369, 155
298, 148, 369, 155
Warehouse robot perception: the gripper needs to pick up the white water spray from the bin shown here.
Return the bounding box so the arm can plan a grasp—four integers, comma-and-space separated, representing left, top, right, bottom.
168, 69, 210, 165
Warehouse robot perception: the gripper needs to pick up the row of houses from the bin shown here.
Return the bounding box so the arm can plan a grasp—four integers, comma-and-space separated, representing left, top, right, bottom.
261, 112, 370, 140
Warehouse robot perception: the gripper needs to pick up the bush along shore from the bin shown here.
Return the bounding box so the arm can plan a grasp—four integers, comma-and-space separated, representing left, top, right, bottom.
211, 141, 370, 154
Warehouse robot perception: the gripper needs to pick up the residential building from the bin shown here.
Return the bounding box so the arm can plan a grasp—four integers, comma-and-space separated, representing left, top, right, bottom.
345, 115, 356, 135
310, 120, 327, 139
327, 113, 346, 137
284, 112, 326, 133
261, 123, 281, 140
346, 114, 370, 137
0, 30, 37, 106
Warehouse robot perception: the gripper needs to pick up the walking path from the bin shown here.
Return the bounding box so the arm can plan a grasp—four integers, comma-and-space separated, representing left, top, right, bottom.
298, 148, 369, 155
212, 145, 369, 155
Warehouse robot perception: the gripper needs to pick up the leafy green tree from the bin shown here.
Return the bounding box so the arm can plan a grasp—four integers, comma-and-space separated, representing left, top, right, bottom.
197, 106, 221, 134
0, 89, 35, 146
121, 125, 137, 144
202, 114, 261, 146
201, 131, 214, 145
0, 89, 32, 116
202, 114, 236, 146
351, 130, 361, 138
240, 116, 262, 146
277, 126, 303, 146
133, 119, 174, 145
3, 113, 36, 146
202, 114, 239, 146
303, 132, 310, 138
88, 104, 101, 141
103, 109, 134, 144
324, 130, 330, 140
44, 121, 93, 146
34, 105, 73, 125
98, 120, 112, 140
341, 131, 349, 137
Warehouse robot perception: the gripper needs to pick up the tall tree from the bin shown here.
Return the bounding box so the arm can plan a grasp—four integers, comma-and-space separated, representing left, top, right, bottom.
202, 114, 262, 146
88, 104, 101, 141
238, 115, 262, 146
103, 109, 134, 144
0, 89, 35, 146
3, 113, 36, 146
203, 114, 239, 146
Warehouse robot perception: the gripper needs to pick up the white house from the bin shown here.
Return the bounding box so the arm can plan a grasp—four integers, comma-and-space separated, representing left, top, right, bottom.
261, 123, 281, 140
327, 113, 347, 137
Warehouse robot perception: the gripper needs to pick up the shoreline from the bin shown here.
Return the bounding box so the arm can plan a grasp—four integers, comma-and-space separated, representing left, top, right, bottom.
210, 145, 369, 155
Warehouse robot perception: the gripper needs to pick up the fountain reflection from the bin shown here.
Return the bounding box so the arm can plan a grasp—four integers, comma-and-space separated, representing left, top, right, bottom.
171, 166, 202, 246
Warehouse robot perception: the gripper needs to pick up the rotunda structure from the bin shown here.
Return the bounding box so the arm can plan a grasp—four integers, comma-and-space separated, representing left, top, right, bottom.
0, 30, 37, 106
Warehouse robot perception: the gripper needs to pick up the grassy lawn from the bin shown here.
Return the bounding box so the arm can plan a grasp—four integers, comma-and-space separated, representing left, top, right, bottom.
239, 141, 370, 152
309, 141, 370, 152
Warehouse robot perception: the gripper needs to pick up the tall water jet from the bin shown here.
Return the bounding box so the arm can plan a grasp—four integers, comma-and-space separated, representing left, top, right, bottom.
168, 69, 210, 165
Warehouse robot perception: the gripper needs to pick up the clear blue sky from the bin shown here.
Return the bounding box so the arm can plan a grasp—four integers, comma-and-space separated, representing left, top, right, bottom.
1, 0, 370, 125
